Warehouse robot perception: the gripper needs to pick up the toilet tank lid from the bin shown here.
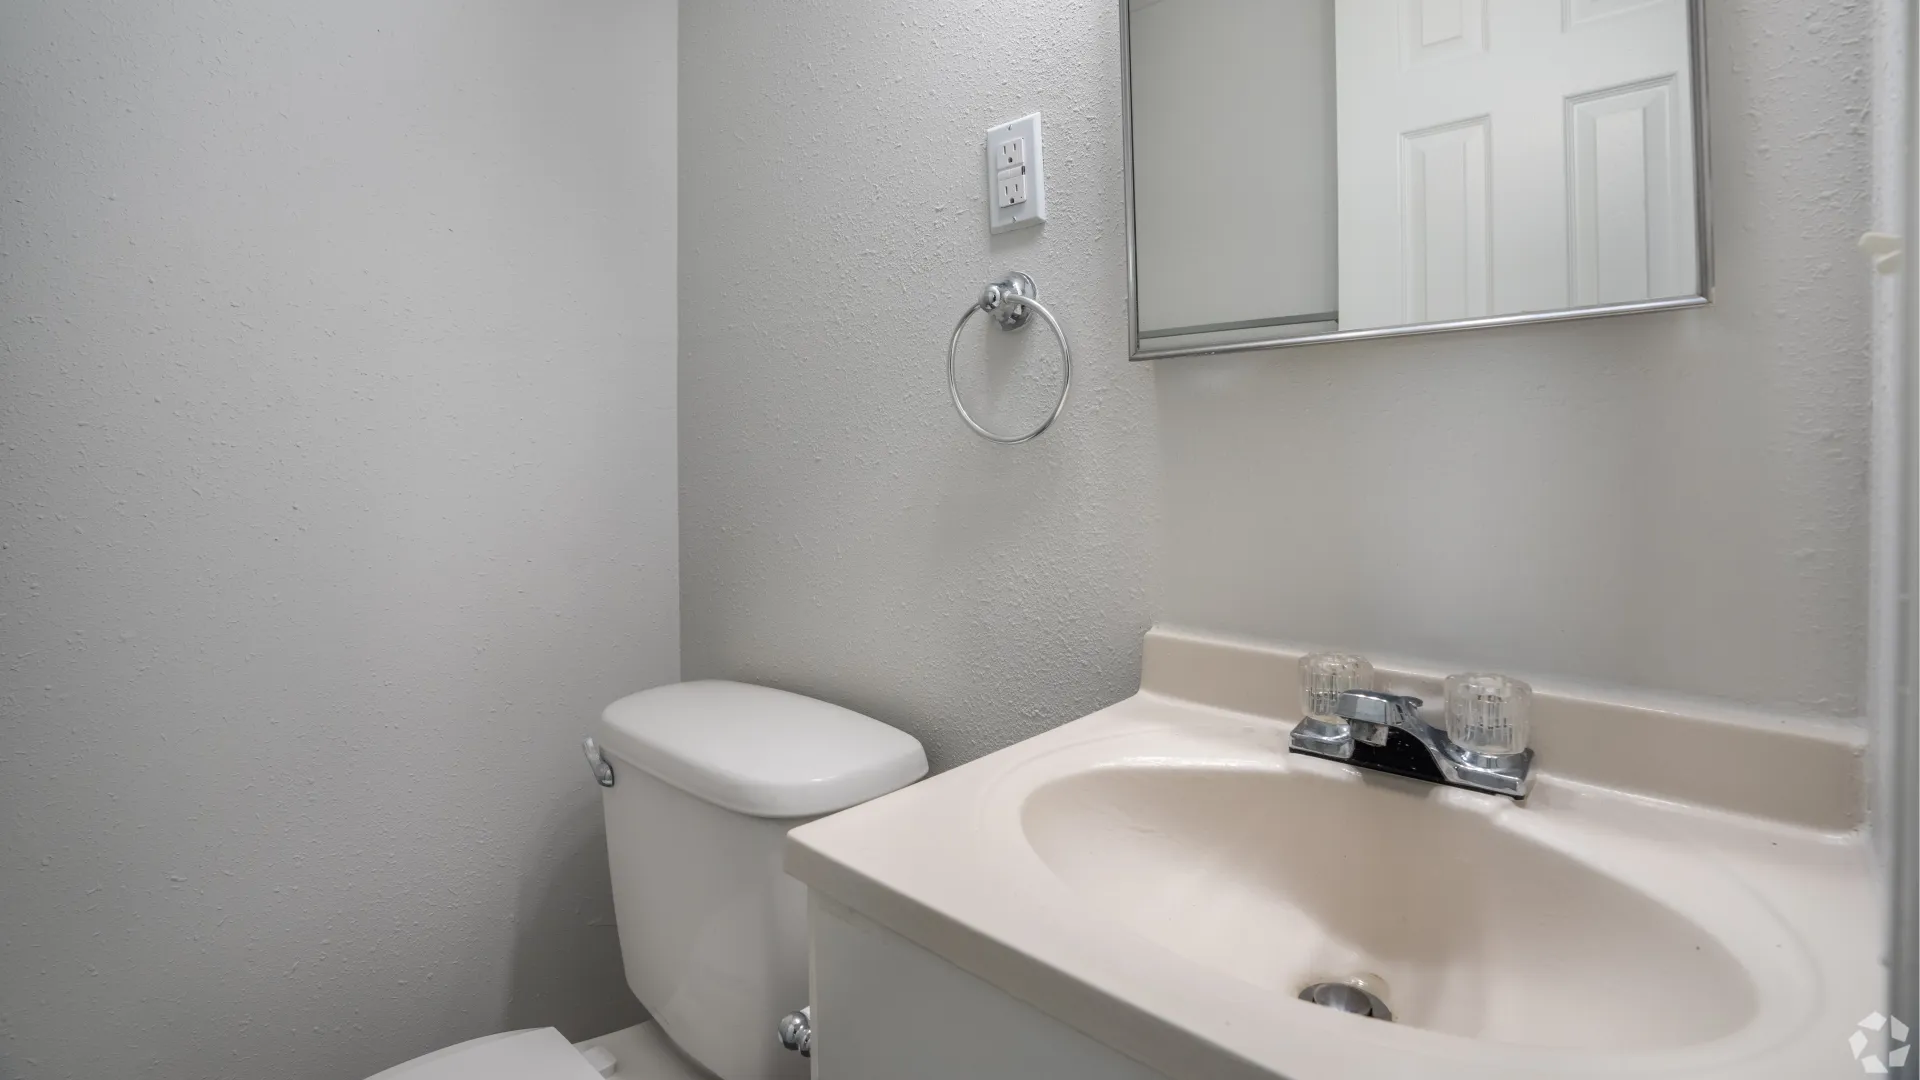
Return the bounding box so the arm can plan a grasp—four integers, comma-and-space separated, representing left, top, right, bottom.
597, 681, 929, 818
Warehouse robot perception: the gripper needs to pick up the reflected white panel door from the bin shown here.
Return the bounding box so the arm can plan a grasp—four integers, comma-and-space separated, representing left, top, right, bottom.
1334, 0, 1697, 331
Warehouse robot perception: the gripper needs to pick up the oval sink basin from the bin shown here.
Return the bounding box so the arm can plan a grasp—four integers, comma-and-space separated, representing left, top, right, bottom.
1020, 764, 1758, 1051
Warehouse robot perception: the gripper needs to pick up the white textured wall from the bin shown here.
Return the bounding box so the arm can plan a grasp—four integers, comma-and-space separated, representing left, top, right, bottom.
0, 2, 678, 1078
1163, 0, 1872, 719
681, 0, 1872, 770
680, 2, 1160, 771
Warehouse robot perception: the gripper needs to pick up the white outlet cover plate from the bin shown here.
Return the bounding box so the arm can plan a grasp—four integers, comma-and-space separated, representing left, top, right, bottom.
986, 113, 1045, 234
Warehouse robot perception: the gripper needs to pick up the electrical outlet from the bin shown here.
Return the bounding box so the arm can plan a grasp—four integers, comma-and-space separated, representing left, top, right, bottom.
984, 113, 1045, 234
996, 169, 1028, 209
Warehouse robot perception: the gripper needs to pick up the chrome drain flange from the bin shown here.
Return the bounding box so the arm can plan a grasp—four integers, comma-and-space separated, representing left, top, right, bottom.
1297, 981, 1394, 1022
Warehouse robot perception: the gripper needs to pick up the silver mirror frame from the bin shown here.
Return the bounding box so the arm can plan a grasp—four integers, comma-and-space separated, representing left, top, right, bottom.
1121, 0, 1716, 361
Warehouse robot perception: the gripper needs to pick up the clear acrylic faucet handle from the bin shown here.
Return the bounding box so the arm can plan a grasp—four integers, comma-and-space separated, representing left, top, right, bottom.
1444, 673, 1533, 758
1300, 653, 1375, 722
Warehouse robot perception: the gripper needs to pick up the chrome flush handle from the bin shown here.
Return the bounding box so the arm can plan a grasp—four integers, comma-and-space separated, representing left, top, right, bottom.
582, 737, 615, 788
777, 1007, 812, 1057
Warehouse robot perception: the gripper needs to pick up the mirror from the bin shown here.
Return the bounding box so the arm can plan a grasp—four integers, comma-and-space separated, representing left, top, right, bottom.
1122, 0, 1711, 359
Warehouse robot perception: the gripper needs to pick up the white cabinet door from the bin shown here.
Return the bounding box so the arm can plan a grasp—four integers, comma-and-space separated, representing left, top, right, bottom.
1334, 0, 1697, 331
808, 895, 1169, 1080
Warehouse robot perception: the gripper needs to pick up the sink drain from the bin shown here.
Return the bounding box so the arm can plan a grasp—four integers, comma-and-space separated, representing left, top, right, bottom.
1298, 981, 1394, 1022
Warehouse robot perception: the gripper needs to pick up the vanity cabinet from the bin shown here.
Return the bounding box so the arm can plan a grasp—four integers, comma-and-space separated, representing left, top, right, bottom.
806, 896, 1169, 1080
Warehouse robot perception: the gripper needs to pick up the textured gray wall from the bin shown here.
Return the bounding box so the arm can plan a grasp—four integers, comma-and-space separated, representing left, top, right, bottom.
681, 0, 1873, 764
1159, 1, 1871, 719
0, 2, 677, 1077
679, 3, 1162, 771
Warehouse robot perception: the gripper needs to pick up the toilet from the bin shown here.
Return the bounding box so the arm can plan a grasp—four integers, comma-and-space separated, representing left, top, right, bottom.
368, 681, 928, 1079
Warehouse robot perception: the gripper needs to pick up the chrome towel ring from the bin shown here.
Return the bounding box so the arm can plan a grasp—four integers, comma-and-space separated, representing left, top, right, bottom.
947, 272, 1072, 445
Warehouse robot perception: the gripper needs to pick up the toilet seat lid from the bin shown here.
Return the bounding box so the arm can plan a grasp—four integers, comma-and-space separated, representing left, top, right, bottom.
365, 1028, 605, 1080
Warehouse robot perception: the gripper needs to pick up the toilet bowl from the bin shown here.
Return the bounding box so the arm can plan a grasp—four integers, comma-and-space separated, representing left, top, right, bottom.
366, 681, 928, 1079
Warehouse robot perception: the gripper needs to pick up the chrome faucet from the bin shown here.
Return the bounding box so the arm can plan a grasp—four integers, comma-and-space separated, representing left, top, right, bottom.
1288, 656, 1535, 799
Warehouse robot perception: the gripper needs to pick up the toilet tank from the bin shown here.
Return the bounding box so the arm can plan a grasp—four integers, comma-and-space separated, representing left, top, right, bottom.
594, 682, 927, 1080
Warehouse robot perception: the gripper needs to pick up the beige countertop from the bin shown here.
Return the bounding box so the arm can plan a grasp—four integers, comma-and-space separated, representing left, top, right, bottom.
788, 627, 1882, 1080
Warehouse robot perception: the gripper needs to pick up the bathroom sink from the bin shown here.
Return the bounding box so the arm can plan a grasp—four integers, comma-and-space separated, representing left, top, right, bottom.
786, 629, 1878, 1080
1020, 764, 1754, 1050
